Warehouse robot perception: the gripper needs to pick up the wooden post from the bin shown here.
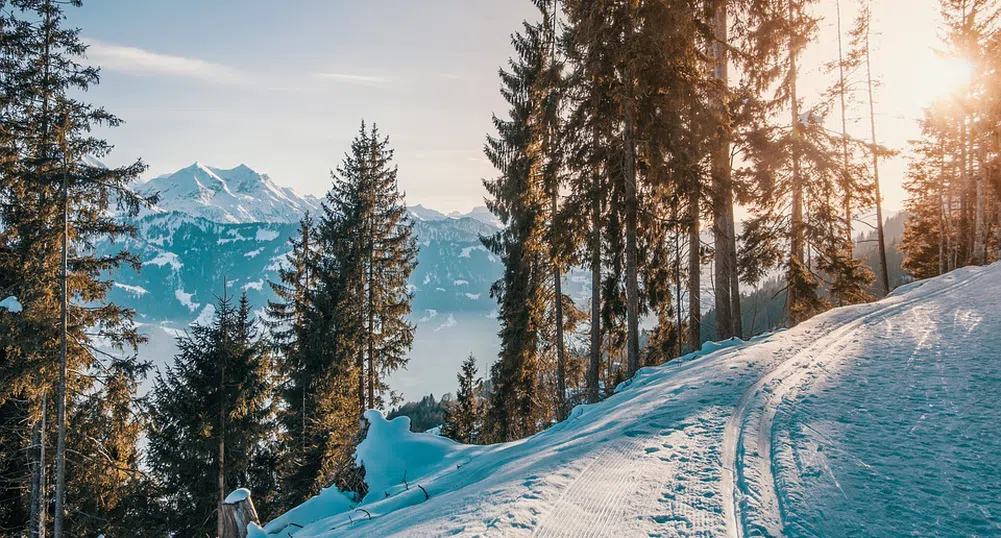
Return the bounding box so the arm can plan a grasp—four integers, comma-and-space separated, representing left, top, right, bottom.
220, 489, 260, 538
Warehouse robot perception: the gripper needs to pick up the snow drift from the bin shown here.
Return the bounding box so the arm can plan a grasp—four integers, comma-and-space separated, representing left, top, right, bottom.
253, 263, 1001, 537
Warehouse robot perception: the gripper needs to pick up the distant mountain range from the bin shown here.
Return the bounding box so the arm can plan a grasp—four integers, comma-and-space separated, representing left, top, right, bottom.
107, 163, 505, 326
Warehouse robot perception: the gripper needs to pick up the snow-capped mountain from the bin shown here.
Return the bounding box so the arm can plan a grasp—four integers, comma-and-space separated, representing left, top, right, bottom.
137, 162, 321, 224
408, 204, 501, 228
408, 204, 451, 222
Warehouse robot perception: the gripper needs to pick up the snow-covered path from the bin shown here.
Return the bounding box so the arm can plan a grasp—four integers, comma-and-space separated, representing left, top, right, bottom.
262, 264, 1001, 538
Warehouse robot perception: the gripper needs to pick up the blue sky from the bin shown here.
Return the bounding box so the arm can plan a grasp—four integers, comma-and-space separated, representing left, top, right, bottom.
77, 1, 537, 213
76, 1, 944, 214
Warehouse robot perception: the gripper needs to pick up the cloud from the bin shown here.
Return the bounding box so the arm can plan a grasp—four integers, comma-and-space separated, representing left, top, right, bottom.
313, 72, 390, 87
83, 38, 249, 85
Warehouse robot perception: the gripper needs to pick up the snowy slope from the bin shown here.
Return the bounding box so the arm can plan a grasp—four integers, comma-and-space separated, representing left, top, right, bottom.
137, 163, 320, 223
253, 263, 1001, 538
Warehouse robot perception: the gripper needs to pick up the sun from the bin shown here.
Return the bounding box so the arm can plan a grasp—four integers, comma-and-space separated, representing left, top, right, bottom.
913, 53, 975, 105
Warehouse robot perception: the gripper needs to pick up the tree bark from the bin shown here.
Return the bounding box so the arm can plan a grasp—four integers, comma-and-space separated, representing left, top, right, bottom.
588, 187, 601, 402
973, 148, 986, 265
836, 0, 853, 242
864, 24, 890, 295
218, 328, 227, 538
787, 0, 805, 325
29, 394, 46, 538
711, 1, 739, 341
53, 108, 69, 538
220, 491, 260, 538
623, 0, 641, 377
688, 189, 701, 351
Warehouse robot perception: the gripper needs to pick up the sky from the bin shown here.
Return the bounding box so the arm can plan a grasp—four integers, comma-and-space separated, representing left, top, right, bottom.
74, 0, 952, 215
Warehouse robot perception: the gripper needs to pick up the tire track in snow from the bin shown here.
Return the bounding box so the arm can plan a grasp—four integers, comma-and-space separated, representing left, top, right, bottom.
533, 437, 645, 538
720, 268, 990, 538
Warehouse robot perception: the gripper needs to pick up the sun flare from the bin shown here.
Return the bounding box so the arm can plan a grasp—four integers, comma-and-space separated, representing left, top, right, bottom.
915, 53, 976, 105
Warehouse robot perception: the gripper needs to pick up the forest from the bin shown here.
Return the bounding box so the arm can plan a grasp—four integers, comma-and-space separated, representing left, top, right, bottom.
1, 0, 999, 537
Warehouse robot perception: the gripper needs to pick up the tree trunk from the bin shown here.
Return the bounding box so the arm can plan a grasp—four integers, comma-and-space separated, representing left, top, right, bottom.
367, 211, 376, 409
688, 189, 701, 351
53, 111, 69, 538
29, 394, 46, 538
220, 491, 260, 538
836, 0, 853, 242
865, 29, 890, 295
959, 118, 970, 265
973, 149, 986, 265
787, 0, 805, 325
550, 164, 565, 414
218, 344, 227, 538
674, 218, 684, 359
711, 1, 739, 341
623, 0, 641, 377
587, 165, 601, 403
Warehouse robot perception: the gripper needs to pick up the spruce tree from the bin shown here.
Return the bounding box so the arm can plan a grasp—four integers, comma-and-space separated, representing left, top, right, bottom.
319, 121, 418, 412
440, 355, 483, 444
0, 1, 153, 534
482, 3, 551, 441
147, 292, 276, 537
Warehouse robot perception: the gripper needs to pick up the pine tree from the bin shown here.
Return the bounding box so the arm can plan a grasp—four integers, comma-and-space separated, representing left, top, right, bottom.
265, 214, 333, 508
440, 355, 484, 444
0, 1, 153, 534
65, 362, 152, 538
735, 0, 875, 325
319, 121, 418, 412
902, 0, 1001, 275
147, 292, 276, 537
482, 2, 552, 441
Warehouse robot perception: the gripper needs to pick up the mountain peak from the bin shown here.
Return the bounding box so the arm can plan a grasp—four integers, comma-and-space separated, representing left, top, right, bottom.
136, 163, 320, 224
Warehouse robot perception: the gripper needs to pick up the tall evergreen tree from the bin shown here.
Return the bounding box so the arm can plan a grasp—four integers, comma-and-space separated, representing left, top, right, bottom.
483, 1, 553, 441
320, 121, 418, 412
147, 292, 275, 537
0, 1, 153, 534
440, 354, 484, 444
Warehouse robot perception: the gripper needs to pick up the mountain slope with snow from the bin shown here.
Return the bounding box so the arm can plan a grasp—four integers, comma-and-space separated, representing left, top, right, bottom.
254, 263, 1001, 538
137, 163, 320, 223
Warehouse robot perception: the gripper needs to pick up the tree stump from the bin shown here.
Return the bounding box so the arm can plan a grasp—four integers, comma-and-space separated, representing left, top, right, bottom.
220, 488, 260, 538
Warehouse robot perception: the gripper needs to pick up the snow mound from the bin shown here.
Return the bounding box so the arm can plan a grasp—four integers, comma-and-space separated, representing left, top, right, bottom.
0, 296, 22, 313
355, 410, 463, 500
251, 410, 469, 538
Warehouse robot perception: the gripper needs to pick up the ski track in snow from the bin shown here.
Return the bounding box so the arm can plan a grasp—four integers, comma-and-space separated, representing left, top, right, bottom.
266, 264, 1001, 538
722, 265, 997, 538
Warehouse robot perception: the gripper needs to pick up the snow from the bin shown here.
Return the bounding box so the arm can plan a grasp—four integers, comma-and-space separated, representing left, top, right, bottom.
224, 488, 251, 504
113, 282, 149, 298
145, 251, 183, 270
175, 289, 200, 312
458, 245, 487, 259
0, 296, 22, 313
192, 304, 215, 327
135, 163, 320, 224
256, 228, 280, 242
242, 280, 265, 292
255, 263, 1001, 537
434, 314, 457, 332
